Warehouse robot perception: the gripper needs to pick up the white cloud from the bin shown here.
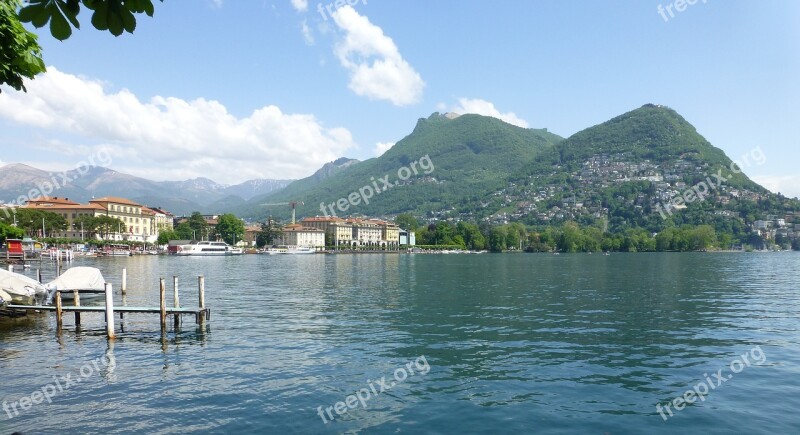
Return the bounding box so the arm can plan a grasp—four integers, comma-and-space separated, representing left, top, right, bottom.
751, 175, 800, 198
301, 19, 314, 45
331, 6, 425, 106
449, 98, 530, 128
374, 141, 395, 156
291, 0, 308, 12
210, 0, 223, 8
0, 67, 356, 184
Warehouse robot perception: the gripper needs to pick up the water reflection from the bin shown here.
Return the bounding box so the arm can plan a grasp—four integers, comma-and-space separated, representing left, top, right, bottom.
1, 253, 798, 434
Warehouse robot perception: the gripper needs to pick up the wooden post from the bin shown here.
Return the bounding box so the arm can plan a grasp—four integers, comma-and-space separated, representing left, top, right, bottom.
55, 291, 63, 330
121, 268, 127, 294
104, 283, 116, 340
173, 276, 180, 327
159, 278, 166, 332
37, 268, 42, 283
120, 294, 126, 320
74, 289, 81, 325
197, 275, 205, 325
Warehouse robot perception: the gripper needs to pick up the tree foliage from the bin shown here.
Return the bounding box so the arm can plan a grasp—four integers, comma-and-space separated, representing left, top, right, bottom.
0, 208, 66, 237
19, 0, 161, 40
0, 0, 46, 92
187, 212, 209, 240
0, 222, 25, 244
2, 0, 160, 91
216, 213, 244, 245
394, 213, 418, 231
256, 219, 282, 248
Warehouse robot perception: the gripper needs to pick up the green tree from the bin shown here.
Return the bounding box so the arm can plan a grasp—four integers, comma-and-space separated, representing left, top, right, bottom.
394, 213, 419, 231
156, 229, 176, 245
256, 219, 282, 248
187, 212, 208, 240
0, 221, 25, 244
488, 227, 506, 252
216, 213, 245, 245
0, 0, 46, 92
11, 208, 67, 237
173, 222, 193, 240
456, 222, 485, 250
558, 222, 582, 253
19, 0, 160, 40
3, 0, 160, 91
94, 215, 125, 240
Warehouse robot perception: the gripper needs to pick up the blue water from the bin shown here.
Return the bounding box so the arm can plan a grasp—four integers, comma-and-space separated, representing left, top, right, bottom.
1, 253, 799, 434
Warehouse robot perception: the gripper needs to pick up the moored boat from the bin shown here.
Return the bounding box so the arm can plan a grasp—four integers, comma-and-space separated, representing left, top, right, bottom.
46, 267, 107, 301
103, 244, 131, 256
176, 241, 243, 256
0, 268, 49, 305
261, 245, 316, 255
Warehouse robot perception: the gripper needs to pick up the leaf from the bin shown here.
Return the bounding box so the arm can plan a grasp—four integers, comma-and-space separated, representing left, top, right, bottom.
20, 3, 52, 28
49, 7, 72, 40
58, 0, 81, 29
120, 8, 136, 33
107, 9, 124, 36
143, 0, 154, 16
91, 2, 109, 30
64, 0, 80, 15
17, 5, 42, 23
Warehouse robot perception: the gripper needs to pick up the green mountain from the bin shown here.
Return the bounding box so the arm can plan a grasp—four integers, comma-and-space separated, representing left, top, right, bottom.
491, 104, 777, 233
238, 112, 564, 220
232, 105, 797, 245
523, 103, 765, 191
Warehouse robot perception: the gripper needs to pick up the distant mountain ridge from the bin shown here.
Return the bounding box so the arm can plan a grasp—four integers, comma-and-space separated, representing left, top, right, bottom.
229, 105, 789, 233
0, 163, 293, 215
2, 105, 791, 231
234, 112, 565, 220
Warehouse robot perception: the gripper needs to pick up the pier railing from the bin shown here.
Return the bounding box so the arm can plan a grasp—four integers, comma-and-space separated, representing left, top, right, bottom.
6, 271, 210, 340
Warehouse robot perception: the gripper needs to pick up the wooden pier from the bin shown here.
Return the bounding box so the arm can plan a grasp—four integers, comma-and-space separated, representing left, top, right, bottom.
5, 274, 210, 339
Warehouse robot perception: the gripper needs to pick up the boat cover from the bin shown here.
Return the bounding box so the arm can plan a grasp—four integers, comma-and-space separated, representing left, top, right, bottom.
0, 268, 48, 304
47, 267, 106, 292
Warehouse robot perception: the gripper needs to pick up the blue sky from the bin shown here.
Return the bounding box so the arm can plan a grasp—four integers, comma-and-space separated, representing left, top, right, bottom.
0, 0, 798, 196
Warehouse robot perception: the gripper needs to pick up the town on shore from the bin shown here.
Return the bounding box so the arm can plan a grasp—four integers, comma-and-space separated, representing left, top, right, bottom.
1, 194, 798, 256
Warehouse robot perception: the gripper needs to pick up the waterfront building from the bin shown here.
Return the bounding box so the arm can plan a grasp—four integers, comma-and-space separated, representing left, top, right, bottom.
274, 224, 326, 250
23, 196, 170, 242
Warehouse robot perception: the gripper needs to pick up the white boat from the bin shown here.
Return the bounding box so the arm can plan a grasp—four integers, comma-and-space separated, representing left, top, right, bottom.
0, 289, 11, 308
176, 241, 243, 256
103, 244, 131, 257
46, 267, 106, 301
261, 246, 316, 255
0, 268, 49, 305
227, 247, 244, 255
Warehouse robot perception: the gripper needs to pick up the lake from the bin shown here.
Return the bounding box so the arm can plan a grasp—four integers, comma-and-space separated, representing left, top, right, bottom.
1, 252, 799, 434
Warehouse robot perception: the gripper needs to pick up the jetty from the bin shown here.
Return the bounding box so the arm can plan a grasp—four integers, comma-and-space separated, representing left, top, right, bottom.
5, 271, 210, 339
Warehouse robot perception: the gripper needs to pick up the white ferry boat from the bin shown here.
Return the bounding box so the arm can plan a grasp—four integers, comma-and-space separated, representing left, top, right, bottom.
261, 246, 316, 255
176, 241, 244, 256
